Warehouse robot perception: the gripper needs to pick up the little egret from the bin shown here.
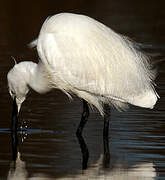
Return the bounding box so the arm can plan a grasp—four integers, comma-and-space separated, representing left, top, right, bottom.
7, 13, 158, 136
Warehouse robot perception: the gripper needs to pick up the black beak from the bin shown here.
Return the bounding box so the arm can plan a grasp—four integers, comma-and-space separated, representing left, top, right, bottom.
11, 97, 18, 132
11, 97, 19, 163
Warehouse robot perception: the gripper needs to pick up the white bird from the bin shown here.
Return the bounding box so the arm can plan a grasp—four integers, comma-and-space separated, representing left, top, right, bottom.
7, 13, 158, 136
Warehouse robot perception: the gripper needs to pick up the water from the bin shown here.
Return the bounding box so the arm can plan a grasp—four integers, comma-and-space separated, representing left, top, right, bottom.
0, 0, 165, 179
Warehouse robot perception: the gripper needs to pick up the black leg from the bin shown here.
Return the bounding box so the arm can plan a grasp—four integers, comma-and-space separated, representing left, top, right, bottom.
103, 104, 110, 168
76, 99, 89, 169
103, 104, 110, 137
76, 99, 89, 136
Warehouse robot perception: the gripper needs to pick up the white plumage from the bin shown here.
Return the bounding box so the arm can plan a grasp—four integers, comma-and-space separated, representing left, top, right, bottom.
7, 13, 158, 115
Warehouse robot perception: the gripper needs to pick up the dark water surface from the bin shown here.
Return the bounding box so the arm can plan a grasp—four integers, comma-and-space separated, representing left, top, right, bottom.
0, 0, 165, 179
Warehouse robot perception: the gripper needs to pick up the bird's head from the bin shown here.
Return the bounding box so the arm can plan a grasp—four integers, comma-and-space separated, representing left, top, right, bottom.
7, 62, 32, 114
7, 61, 38, 131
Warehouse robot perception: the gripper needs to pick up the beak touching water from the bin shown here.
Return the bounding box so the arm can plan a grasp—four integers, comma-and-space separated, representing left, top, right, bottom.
11, 95, 23, 132
11, 97, 20, 162
11, 97, 18, 132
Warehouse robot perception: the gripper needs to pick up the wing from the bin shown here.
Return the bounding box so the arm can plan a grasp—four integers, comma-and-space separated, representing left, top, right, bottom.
36, 13, 156, 105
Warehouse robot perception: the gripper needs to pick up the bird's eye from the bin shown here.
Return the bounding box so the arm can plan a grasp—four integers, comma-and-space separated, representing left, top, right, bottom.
10, 90, 15, 96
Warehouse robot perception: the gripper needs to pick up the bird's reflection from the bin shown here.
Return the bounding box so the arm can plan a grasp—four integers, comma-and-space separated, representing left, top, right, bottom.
8, 107, 155, 180
11, 129, 18, 166
7, 149, 156, 180
76, 133, 89, 169
76, 127, 111, 169
8, 128, 156, 180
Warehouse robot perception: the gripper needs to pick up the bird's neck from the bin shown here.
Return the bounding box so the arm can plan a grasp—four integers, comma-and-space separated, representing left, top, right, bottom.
29, 62, 52, 94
